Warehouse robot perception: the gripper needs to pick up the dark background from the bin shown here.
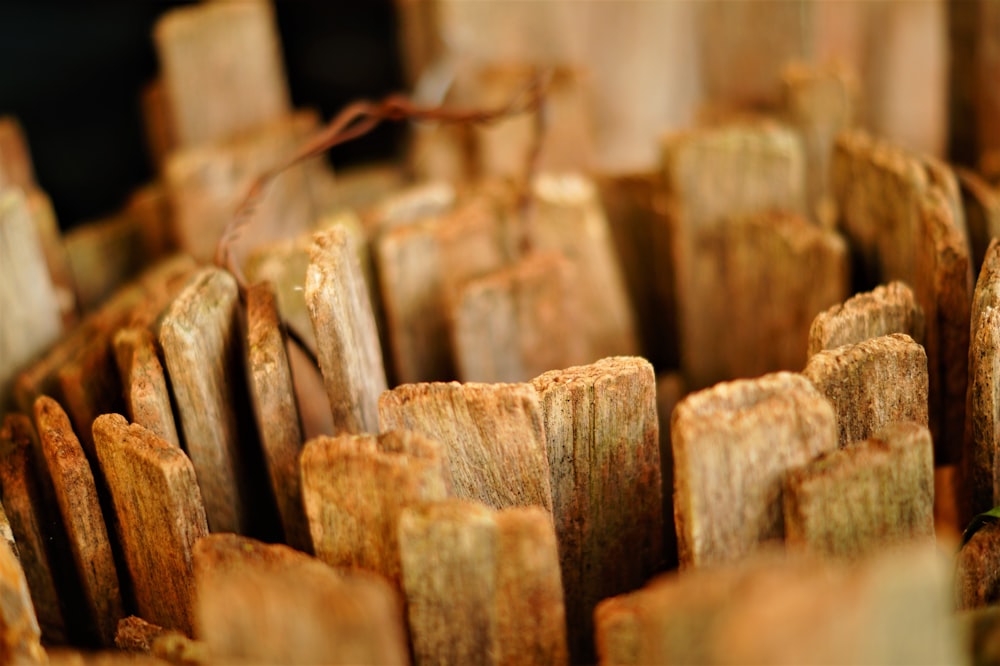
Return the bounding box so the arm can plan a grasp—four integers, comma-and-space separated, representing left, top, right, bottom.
0, 1, 405, 229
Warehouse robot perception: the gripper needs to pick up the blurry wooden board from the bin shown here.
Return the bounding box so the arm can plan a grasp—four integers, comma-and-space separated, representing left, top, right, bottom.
956, 522, 1000, 610
380, 382, 553, 512
24, 188, 77, 327
310, 162, 406, 219
244, 282, 311, 552
93, 414, 208, 637
0, 501, 15, 557
159, 267, 248, 534
784, 422, 935, 559
0, 116, 35, 190
153, 0, 290, 147
0, 537, 46, 665
115, 615, 209, 664
300, 430, 450, 585
655, 372, 685, 570
807, 281, 925, 357
956, 168, 1000, 277
305, 227, 387, 435
140, 79, 177, 176
193, 534, 408, 666
113, 328, 181, 450
34, 397, 123, 646
285, 339, 334, 441
803, 334, 929, 448
671, 372, 837, 568
0, 188, 63, 413
532, 356, 661, 663
398, 500, 567, 666
124, 183, 174, 260
64, 214, 149, 313
978, 0, 1000, 164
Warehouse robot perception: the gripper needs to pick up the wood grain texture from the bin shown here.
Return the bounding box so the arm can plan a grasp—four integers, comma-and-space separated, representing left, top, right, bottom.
300, 430, 451, 585
532, 356, 662, 663
803, 334, 929, 448
956, 522, 1000, 610
113, 328, 180, 450
34, 397, 123, 646
245, 282, 311, 552
193, 533, 408, 666
0, 413, 66, 642
784, 422, 935, 559
305, 226, 387, 435
380, 382, 553, 512
93, 414, 208, 637
159, 267, 248, 533
0, 537, 46, 665
671, 372, 837, 568
807, 281, 926, 358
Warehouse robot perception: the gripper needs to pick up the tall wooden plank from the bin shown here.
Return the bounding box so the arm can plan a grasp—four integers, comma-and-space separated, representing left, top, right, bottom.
807, 281, 926, 357
112, 328, 181, 450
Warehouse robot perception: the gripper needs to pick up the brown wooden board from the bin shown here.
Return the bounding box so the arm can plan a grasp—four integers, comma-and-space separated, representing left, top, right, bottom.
807, 281, 926, 358
0, 116, 35, 190
112, 328, 181, 450
956, 168, 1000, 277
655, 372, 685, 570
956, 522, 1000, 610
0, 537, 46, 665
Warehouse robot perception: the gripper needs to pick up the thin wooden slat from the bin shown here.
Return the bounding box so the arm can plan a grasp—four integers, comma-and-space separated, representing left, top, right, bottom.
305, 226, 387, 435
655, 372, 685, 570
0, 117, 35, 190
807, 281, 926, 358
0, 537, 46, 665
300, 430, 451, 585
24, 188, 77, 327
112, 328, 181, 450
193, 533, 408, 666
956, 168, 1000, 276
532, 356, 662, 663
245, 282, 311, 552
783, 422, 935, 560
671, 372, 837, 568
34, 397, 123, 646
956, 522, 1000, 610
379, 381, 553, 512
140, 79, 177, 176
93, 414, 208, 637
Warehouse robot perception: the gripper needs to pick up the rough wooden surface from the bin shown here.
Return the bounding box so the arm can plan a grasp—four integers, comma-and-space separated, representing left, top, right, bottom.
452, 252, 583, 383
0, 188, 63, 412
803, 333, 929, 448
532, 356, 662, 663
962, 238, 1000, 522
380, 382, 553, 512
784, 422, 935, 559
193, 533, 408, 666
245, 282, 311, 552
956, 522, 1000, 610
305, 226, 386, 435
113, 328, 180, 450
957, 168, 1000, 276
153, 0, 290, 148
0, 537, 46, 665
93, 414, 208, 637
807, 281, 926, 357
34, 396, 123, 646
0, 413, 67, 642
300, 430, 451, 585
159, 267, 248, 533
671, 372, 837, 568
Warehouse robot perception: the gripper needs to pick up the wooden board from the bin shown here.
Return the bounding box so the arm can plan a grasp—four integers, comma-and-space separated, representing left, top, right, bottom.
245, 282, 311, 552
305, 227, 387, 435
300, 430, 451, 585
807, 281, 926, 358
978, 0, 1000, 163
159, 267, 248, 533
0, 116, 35, 190
531, 356, 662, 663
956, 168, 1000, 276
380, 381, 553, 512
113, 328, 181, 450
803, 334, 929, 448
193, 533, 408, 666
93, 414, 208, 637
0, 537, 46, 665
671, 372, 837, 568
24, 188, 77, 328
0, 500, 15, 557
956, 522, 1000, 610
64, 214, 149, 313
34, 397, 123, 646
655, 372, 685, 570
784, 422, 935, 559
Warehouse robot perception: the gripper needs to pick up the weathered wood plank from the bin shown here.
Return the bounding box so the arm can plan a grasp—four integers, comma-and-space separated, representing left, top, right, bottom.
193, 533, 408, 666
93, 414, 208, 636
245, 282, 311, 552
285, 337, 335, 441
784, 422, 935, 559
0, 537, 46, 665
956, 522, 1000, 610
305, 226, 387, 435
112, 328, 180, 450
300, 430, 451, 585
34, 397, 123, 646
159, 267, 248, 533
380, 382, 553, 512
807, 281, 926, 357
532, 356, 662, 663
956, 168, 1000, 277
671, 372, 837, 568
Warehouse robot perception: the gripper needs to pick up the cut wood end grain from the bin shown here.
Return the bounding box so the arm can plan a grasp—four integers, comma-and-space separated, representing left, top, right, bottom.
807, 281, 926, 357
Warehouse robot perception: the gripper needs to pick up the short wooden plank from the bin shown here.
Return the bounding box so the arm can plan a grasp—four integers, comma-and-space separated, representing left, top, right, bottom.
93, 414, 209, 636
300, 430, 451, 585
784, 422, 935, 560
193, 533, 408, 666
153, 0, 290, 147
380, 382, 553, 512
113, 327, 181, 450
0, 537, 46, 665
956, 522, 1000, 610
671, 372, 837, 568
245, 281, 311, 552
34, 396, 124, 646
807, 281, 926, 358
532, 356, 662, 663
159, 266, 248, 533
305, 226, 387, 435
